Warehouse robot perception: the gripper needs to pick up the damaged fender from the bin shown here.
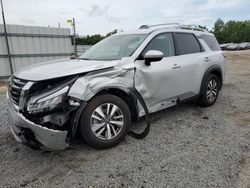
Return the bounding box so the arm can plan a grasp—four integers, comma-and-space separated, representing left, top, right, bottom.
68, 60, 135, 102
68, 60, 151, 139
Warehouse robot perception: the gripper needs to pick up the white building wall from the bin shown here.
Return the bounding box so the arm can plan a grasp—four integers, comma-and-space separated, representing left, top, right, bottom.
76, 45, 92, 56
0, 24, 72, 78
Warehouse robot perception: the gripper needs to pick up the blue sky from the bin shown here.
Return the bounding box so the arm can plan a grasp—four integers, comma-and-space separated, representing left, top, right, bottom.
2, 0, 250, 35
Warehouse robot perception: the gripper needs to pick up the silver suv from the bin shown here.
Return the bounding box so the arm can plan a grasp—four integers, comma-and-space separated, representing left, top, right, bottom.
7, 24, 226, 150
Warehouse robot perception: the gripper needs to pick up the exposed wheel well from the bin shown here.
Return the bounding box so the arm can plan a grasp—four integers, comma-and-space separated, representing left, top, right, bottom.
93, 88, 139, 122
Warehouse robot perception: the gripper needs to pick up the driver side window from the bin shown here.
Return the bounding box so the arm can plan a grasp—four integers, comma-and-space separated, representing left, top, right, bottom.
143, 33, 175, 57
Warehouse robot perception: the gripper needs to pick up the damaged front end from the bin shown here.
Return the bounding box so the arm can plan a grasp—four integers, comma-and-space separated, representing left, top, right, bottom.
7, 76, 83, 150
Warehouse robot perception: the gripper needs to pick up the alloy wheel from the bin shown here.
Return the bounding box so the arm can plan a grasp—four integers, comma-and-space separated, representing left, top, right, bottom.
206, 79, 218, 102
90, 103, 124, 140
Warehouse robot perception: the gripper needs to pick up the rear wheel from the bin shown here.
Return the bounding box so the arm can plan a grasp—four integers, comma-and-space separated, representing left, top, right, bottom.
79, 94, 131, 149
198, 74, 220, 107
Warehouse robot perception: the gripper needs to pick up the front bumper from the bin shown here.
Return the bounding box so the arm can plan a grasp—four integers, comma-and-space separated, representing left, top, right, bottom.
7, 99, 69, 150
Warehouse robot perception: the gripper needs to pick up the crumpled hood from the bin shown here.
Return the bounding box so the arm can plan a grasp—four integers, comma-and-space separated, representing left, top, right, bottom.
14, 58, 120, 81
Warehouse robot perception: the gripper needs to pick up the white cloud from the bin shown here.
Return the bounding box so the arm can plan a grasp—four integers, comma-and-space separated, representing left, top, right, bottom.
198, 0, 244, 11
2, 0, 250, 35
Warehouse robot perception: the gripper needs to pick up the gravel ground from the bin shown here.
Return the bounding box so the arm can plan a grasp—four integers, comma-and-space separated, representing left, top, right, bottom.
0, 51, 250, 188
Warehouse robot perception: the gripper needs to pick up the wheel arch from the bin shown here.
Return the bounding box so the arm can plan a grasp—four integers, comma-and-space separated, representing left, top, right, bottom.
88, 86, 139, 123
200, 65, 223, 94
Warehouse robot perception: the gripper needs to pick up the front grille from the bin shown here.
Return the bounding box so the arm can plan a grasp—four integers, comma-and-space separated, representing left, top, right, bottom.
8, 77, 27, 105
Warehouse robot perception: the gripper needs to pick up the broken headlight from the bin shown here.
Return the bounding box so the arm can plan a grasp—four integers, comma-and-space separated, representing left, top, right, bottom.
27, 86, 69, 114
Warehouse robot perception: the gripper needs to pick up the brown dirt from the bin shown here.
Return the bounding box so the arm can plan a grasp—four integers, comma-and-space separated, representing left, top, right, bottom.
225, 50, 250, 188
0, 81, 6, 87
238, 155, 250, 188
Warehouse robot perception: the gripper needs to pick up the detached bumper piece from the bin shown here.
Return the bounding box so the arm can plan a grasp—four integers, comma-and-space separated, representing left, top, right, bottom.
8, 101, 69, 151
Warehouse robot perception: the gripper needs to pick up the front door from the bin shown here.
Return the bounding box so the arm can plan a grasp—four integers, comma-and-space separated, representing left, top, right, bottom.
134, 33, 182, 112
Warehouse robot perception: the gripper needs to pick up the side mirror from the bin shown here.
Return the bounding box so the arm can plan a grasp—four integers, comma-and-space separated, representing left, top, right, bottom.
143, 50, 164, 66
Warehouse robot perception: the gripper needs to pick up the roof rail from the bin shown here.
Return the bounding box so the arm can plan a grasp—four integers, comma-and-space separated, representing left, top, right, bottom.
139, 23, 180, 29
139, 23, 209, 32
177, 24, 209, 32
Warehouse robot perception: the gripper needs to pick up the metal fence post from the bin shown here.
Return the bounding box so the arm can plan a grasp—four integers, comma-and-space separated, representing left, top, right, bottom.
73, 18, 77, 56
1, 0, 13, 75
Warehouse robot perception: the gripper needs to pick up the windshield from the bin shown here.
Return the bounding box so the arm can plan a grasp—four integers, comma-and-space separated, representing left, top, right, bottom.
80, 34, 147, 60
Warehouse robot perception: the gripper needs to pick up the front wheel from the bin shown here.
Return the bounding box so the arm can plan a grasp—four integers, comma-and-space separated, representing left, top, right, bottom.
198, 74, 220, 107
79, 94, 131, 149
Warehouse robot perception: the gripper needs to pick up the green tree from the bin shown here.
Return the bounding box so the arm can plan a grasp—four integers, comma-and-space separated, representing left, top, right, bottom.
76, 34, 105, 45
213, 19, 250, 43
213, 18, 225, 43
75, 29, 118, 45
198, 25, 209, 31
76, 20, 250, 45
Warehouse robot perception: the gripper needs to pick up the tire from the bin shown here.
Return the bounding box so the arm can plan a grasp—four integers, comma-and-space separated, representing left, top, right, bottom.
79, 94, 131, 149
198, 74, 220, 107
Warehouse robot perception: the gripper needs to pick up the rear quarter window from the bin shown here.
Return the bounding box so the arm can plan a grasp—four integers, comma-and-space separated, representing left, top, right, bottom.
200, 34, 220, 51
174, 33, 201, 55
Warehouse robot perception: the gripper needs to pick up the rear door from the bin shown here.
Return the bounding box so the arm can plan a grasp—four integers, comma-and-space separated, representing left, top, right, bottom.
198, 34, 226, 80
172, 32, 205, 99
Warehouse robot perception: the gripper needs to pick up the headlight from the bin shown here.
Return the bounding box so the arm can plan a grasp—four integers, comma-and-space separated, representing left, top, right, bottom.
27, 86, 69, 114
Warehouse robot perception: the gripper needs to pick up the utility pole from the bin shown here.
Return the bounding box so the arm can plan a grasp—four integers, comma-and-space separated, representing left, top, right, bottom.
67, 18, 77, 57
72, 18, 77, 56
1, 0, 13, 74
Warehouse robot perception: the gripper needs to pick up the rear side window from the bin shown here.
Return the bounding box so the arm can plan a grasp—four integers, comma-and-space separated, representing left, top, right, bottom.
143, 33, 175, 57
174, 33, 201, 55
200, 34, 220, 51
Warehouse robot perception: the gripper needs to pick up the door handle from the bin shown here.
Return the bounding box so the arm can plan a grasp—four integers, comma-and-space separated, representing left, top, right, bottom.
204, 57, 210, 62
172, 64, 181, 69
